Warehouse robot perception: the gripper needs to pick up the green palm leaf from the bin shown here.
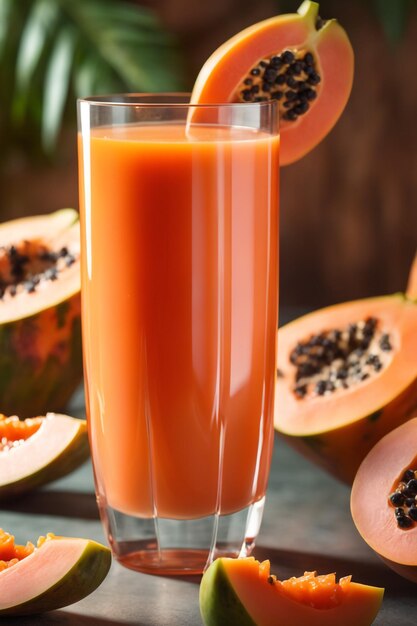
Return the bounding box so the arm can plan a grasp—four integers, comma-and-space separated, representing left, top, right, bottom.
15, 0, 60, 91
42, 25, 76, 151
73, 55, 123, 101
65, 0, 182, 93
3, 0, 184, 157
373, 0, 412, 42
0, 0, 14, 59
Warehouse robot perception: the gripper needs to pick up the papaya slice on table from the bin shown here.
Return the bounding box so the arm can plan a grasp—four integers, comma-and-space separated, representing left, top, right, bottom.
200, 557, 383, 626
0, 529, 111, 615
0, 412, 89, 499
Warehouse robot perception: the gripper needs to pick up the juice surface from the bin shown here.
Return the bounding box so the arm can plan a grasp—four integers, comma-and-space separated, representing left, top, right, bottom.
79, 122, 279, 519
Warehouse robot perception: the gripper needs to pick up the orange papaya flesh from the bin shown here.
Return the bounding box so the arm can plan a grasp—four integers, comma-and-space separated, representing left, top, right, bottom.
200, 557, 384, 626
0, 414, 42, 451
351, 418, 417, 583
406, 250, 417, 300
190, 0, 354, 165
0, 529, 37, 572
275, 295, 417, 484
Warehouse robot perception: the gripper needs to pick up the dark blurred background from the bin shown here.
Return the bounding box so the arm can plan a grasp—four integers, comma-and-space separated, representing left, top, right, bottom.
0, 0, 416, 308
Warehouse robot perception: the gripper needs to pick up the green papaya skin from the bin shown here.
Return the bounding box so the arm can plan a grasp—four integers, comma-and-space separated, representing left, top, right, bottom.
200, 558, 256, 626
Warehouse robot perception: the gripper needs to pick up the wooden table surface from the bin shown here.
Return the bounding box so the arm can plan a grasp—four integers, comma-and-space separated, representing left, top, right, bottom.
2, 411, 416, 626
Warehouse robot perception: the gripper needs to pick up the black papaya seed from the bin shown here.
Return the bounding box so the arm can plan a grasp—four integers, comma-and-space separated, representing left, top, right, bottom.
406, 478, 417, 494
408, 507, 417, 522
403, 469, 416, 482
397, 515, 413, 529
389, 492, 405, 506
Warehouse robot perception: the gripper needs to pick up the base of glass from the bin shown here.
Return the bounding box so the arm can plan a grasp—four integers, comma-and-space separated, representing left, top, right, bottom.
117, 546, 237, 576
101, 497, 265, 576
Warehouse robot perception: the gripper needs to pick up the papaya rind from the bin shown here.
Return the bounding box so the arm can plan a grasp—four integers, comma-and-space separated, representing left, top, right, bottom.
200, 558, 256, 626
0, 537, 111, 615
0, 295, 83, 417
0, 414, 90, 500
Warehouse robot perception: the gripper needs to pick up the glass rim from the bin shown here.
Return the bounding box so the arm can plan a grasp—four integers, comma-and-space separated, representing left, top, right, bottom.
77, 92, 278, 110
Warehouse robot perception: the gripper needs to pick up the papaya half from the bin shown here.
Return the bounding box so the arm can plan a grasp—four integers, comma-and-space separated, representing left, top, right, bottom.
190, 0, 354, 165
0, 412, 89, 499
200, 557, 384, 626
0, 209, 82, 417
351, 418, 417, 583
0, 528, 111, 615
274, 294, 417, 484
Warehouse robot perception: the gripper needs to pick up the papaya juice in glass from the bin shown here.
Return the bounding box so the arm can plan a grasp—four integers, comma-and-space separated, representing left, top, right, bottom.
77, 95, 279, 575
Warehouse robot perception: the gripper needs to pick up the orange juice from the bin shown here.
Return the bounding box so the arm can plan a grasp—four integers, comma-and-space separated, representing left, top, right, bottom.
79, 122, 279, 520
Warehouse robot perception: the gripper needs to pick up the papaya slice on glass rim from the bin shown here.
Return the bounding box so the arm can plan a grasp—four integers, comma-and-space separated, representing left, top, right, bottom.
190, 0, 354, 165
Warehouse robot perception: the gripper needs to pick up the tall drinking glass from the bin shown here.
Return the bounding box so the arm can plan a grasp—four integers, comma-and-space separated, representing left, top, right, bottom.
77, 94, 279, 575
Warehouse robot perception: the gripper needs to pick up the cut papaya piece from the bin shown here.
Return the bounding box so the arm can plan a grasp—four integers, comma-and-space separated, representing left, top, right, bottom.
190, 0, 354, 165
0, 209, 82, 417
0, 412, 89, 499
274, 294, 417, 484
351, 418, 417, 583
406, 251, 417, 300
0, 528, 111, 615
200, 557, 384, 626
